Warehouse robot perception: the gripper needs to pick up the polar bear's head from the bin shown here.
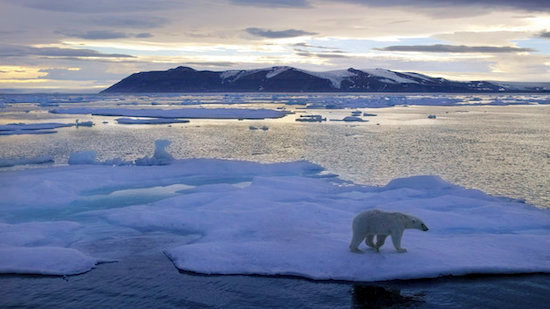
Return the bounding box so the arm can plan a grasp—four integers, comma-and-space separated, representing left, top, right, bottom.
403, 214, 429, 231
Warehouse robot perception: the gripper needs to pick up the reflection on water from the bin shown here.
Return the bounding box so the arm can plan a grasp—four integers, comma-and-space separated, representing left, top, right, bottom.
352, 285, 423, 308
1, 251, 549, 308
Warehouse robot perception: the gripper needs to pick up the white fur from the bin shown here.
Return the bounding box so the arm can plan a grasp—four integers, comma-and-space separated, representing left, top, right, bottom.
349, 209, 428, 253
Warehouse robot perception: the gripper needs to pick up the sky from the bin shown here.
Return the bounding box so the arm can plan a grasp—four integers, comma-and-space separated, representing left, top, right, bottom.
1, 0, 550, 91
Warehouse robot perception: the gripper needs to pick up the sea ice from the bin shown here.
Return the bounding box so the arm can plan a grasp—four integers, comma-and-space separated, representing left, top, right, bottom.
135, 140, 173, 166
0, 247, 98, 275
116, 118, 190, 125
0, 151, 549, 279
0, 156, 54, 168
0, 121, 94, 135
51, 107, 288, 120
341, 116, 367, 122
0, 122, 74, 132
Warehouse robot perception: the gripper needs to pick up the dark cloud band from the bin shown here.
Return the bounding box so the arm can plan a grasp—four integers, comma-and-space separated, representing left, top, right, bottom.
0, 44, 134, 58
246, 27, 317, 38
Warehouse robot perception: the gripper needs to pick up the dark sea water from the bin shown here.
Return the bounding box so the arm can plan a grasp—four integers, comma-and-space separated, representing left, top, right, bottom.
1, 94, 549, 308
2, 252, 549, 308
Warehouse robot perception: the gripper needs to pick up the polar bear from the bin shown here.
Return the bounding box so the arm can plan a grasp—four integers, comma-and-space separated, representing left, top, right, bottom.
349, 209, 429, 253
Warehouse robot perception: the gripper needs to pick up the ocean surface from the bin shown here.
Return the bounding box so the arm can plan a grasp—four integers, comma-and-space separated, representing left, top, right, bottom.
1, 93, 549, 308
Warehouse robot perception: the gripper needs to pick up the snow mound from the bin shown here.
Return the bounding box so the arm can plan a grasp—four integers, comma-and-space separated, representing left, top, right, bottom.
0, 158, 548, 280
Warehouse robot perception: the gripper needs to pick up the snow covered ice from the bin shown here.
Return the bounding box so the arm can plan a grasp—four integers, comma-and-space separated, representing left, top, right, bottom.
51, 107, 288, 120
116, 118, 190, 125
0, 122, 75, 135
0, 144, 549, 280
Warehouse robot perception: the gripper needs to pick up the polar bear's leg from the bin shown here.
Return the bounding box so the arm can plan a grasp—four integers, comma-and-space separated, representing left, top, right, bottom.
374, 234, 388, 252
365, 235, 375, 248
349, 232, 365, 253
391, 230, 407, 253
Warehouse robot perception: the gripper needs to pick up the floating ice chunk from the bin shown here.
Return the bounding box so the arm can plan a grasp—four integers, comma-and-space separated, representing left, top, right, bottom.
68, 151, 97, 165
51, 107, 288, 120
0, 122, 74, 132
296, 115, 326, 122
0, 247, 97, 275
75, 120, 94, 127
343, 116, 366, 122
116, 118, 190, 125
249, 125, 269, 131
38, 102, 59, 107
331, 116, 367, 122
135, 140, 174, 166
0, 156, 54, 168
0, 122, 76, 135
0, 130, 58, 135
286, 99, 307, 105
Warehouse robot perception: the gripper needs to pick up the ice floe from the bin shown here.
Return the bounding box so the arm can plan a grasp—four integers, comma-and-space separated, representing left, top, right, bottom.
0, 156, 54, 168
51, 107, 288, 120
0, 121, 93, 135
0, 149, 549, 279
0, 122, 74, 132
296, 115, 326, 122
0, 247, 98, 276
116, 118, 190, 125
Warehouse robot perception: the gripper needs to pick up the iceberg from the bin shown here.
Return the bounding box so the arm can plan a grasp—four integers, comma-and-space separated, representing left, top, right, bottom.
135, 140, 174, 166
0, 153, 549, 279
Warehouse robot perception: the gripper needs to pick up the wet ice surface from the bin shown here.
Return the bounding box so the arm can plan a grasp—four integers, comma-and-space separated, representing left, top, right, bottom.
0, 157, 549, 280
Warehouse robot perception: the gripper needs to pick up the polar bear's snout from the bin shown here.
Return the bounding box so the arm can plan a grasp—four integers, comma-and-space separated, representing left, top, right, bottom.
421, 223, 429, 231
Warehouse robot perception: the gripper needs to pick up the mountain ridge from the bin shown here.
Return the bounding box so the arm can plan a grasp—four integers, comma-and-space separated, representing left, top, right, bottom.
101, 66, 549, 93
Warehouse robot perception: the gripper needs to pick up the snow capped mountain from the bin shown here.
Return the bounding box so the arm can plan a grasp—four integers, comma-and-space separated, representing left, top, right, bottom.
101, 66, 546, 93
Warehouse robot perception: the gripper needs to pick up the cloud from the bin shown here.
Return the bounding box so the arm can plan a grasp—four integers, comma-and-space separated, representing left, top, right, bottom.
62, 30, 130, 40
8, 0, 181, 13
91, 16, 169, 29
229, 0, 310, 8
335, 0, 550, 12
135, 33, 154, 38
0, 44, 134, 58
538, 31, 550, 39
296, 51, 349, 58
375, 44, 534, 53
60, 30, 154, 40
433, 31, 530, 46
245, 27, 317, 38
183, 61, 236, 67
293, 42, 343, 52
